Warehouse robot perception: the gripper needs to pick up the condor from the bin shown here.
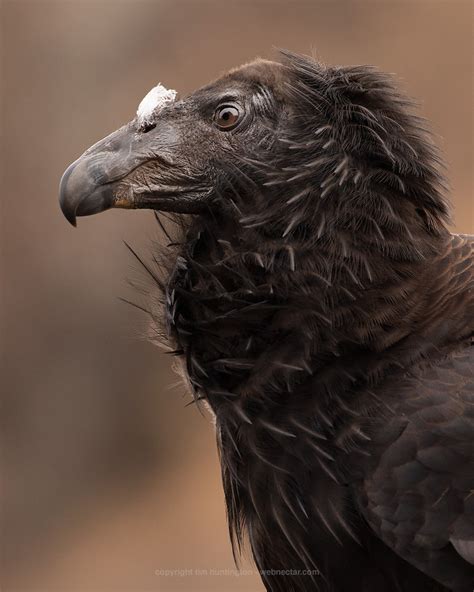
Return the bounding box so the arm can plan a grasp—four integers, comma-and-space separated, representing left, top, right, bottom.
60, 51, 474, 592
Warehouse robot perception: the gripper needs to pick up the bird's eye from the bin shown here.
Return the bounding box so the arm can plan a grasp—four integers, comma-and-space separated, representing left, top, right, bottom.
214, 104, 242, 130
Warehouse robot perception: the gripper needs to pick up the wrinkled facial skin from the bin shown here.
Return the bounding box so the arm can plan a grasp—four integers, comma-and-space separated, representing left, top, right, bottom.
59, 62, 287, 225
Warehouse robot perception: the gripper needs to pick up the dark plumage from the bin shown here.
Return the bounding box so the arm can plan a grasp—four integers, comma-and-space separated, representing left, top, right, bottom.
59, 51, 474, 591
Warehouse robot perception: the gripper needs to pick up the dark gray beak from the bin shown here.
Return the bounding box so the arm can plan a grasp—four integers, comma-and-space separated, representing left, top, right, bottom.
59, 123, 143, 226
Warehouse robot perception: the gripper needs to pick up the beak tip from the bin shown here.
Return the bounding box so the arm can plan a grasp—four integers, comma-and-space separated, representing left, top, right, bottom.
59, 198, 78, 226
59, 197, 78, 227
59, 162, 79, 226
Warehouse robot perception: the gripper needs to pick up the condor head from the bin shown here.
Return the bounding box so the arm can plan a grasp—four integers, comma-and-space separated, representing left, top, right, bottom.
59, 61, 287, 226
60, 52, 448, 249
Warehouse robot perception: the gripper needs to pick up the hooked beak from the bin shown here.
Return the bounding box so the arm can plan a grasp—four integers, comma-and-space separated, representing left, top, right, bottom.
59, 122, 141, 226
59, 120, 209, 226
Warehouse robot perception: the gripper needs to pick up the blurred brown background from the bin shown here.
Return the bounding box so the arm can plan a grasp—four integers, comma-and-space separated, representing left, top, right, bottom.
1, 1, 472, 591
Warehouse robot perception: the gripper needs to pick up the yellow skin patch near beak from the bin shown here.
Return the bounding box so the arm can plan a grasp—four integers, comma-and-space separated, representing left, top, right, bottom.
114, 196, 135, 209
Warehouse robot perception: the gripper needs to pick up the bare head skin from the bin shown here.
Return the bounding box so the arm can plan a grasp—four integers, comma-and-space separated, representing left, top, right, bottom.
59, 58, 290, 224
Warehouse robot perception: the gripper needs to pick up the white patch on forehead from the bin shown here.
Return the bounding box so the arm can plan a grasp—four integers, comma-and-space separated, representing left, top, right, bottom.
136, 83, 177, 125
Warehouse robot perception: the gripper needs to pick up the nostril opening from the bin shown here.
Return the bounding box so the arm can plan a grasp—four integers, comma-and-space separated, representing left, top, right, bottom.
139, 122, 157, 134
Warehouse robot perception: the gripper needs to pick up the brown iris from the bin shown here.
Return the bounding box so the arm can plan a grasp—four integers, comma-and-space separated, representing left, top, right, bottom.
214, 104, 241, 130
